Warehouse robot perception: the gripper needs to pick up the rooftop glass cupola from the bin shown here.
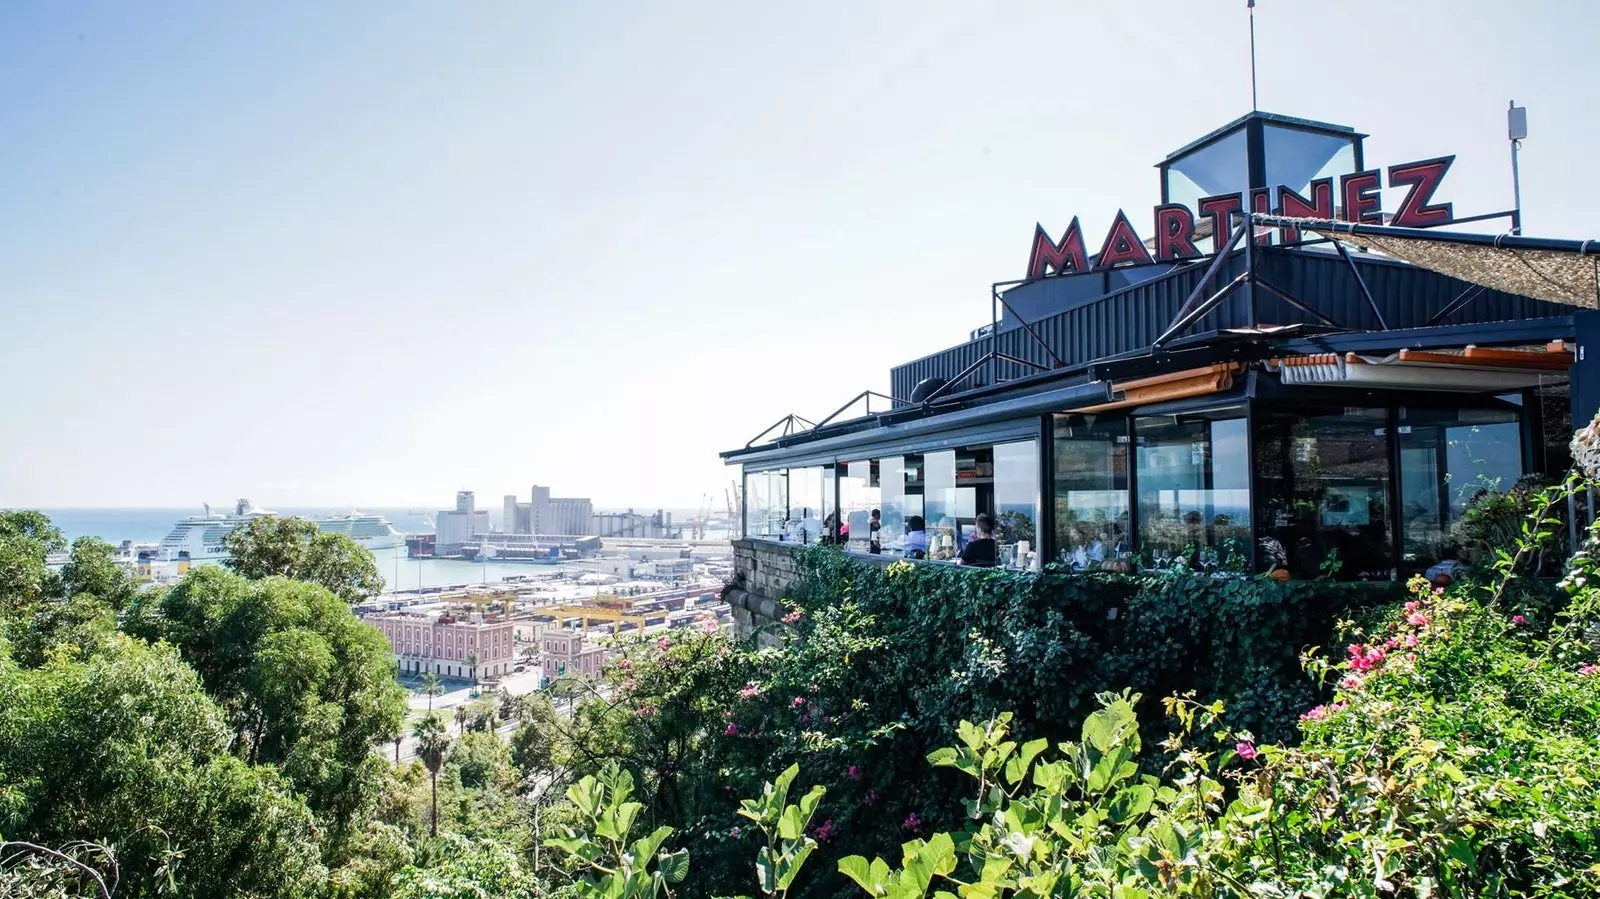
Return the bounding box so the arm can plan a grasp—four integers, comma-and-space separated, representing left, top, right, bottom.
1158, 112, 1366, 215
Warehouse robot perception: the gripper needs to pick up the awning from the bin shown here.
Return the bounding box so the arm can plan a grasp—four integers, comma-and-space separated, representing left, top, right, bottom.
1252, 215, 1600, 309
1268, 343, 1571, 392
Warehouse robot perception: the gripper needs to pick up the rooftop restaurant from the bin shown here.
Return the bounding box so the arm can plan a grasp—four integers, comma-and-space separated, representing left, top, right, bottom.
721, 109, 1600, 580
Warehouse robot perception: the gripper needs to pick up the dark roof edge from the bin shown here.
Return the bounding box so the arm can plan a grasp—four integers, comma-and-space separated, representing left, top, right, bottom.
720, 378, 1109, 466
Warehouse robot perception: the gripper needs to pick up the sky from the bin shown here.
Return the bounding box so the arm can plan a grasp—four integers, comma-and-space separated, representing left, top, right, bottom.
3, 0, 1598, 510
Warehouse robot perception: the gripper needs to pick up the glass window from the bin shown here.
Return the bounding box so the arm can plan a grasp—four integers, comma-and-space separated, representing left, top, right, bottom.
923, 450, 958, 561
878, 455, 927, 558
1398, 404, 1523, 569
1135, 413, 1252, 571
839, 460, 881, 553
1261, 125, 1356, 205
1053, 414, 1131, 570
743, 469, 788, 539
993, 440, 1040, 570
1164, 128, 1248, 217
1253, 407, 1392, 580
785, 466, 834, 545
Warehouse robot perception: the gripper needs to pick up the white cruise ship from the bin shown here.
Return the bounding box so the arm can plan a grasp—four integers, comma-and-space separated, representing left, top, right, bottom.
158, 500, 404, 560
314, 512, 405, 550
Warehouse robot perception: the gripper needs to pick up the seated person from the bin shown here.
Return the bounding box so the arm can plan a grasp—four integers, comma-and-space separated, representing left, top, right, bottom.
959, 513, 997, 568
903, 515, 928, 559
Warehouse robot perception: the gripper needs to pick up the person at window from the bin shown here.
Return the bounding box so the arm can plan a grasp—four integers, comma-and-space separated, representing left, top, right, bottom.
959, 513, 997, 567
868, 509, 882, 554
903, 515, 928, 559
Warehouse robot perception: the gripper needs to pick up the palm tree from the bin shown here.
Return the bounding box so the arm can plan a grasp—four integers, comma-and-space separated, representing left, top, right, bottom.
413, 713, 451, 838
422, 672, 443, 711
466, 650, 480, 685
454, 704, 469, 734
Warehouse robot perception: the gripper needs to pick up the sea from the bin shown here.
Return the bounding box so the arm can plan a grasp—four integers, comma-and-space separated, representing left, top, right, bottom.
30, 506, 726, 592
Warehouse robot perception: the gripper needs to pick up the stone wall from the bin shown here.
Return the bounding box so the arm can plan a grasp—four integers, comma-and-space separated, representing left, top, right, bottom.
725, 539, 903, 645
724, 539, 798, 646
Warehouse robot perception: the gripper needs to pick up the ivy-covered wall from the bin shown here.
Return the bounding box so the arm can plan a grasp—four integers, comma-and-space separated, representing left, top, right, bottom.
729, 540, 1396, 746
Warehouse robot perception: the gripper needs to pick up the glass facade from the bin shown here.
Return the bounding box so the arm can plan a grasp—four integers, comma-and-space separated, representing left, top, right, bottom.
1134, 413, 1251, 571
743, 469, 789, 539
741, 395, 1536, 580
1398, 403, 1523, 569
1254, 407, 1392, 579
1053, 415, 1130, 569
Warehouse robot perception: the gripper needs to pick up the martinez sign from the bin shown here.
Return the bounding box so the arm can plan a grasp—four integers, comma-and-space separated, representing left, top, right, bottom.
1025, 156, 1456, 280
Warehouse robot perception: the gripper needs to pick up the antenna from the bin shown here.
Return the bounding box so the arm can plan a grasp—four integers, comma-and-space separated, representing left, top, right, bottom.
1507, 100, 1528, 235
1247, 0, 1259, 111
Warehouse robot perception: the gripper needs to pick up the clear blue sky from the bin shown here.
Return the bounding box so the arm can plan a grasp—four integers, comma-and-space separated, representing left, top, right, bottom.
3, 0, 1596, 509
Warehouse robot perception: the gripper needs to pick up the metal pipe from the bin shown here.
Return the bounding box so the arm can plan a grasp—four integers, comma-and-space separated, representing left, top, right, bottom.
1164, 221, 1249, 331
995, 292, 1068, 368
1243, 211, 1258, 327
1153, 271, 1249, 347
1335, 240, 1388, 330
1253, 275, 1344, 329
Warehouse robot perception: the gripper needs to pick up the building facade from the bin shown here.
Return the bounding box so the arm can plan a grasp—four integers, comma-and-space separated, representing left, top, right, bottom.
372, 611, 516, 681
540, 629, 606, 684
436, 490, 490, 552
502, 485, 595, 536
724, 111, 1596, 582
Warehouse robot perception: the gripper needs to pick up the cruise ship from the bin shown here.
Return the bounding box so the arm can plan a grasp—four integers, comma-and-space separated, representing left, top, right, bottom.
158, 500, 404, 560
314, 512, 405, 550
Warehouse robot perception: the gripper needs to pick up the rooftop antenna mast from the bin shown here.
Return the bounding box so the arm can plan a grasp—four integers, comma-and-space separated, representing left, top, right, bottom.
1507, 100, 1527, 235
1247, 0, 1259, 111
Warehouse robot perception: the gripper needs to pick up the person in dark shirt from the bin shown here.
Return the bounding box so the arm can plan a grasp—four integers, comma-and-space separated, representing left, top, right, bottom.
959, 513, 997, 567
868, 509, 882, 554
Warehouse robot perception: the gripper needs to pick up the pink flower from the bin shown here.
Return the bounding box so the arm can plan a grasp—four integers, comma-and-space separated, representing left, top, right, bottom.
847, 765, 861, 780
1513, 615, 1528, 625
1404, 601, 1420, 612
725, 722, 738, 736
1580, 665, 1599, 677
781, 609, 803, 625
903, 812, 921, 831
623, 678, 637, 692
1434, 586, 1445, 595
730, 826, 741, 838
618, 657, 633, 672
1235, 741, 1258, 761
636, 705, 657, 718
1407, 612, 1430, 627
657, 635, 671, 651
864, 788, 878, 806
792, 696, 806, 708
740, 682, 760, 699
700, 617, 720, 635
1339, 674, 1363, 691
810, 818, 836, 842
1404, 632, 1418, 648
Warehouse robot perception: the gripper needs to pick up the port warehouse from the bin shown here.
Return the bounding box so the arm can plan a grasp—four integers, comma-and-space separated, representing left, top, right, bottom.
723, 110, 1600, 581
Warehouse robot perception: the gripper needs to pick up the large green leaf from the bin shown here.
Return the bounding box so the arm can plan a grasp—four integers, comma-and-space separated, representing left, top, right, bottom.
659, 847, 690, 884
1107, 784, 1155, 825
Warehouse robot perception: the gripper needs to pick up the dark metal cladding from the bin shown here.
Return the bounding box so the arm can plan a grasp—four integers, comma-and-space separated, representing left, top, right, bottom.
890, 247, 1576, 402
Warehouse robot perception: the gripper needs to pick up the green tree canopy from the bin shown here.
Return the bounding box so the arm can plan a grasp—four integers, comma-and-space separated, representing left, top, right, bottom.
0, 510, 64, 617
0, 633, 327, 898
58, 537, 137, 611
221, 515, 383, 602
124, 566, 407, 835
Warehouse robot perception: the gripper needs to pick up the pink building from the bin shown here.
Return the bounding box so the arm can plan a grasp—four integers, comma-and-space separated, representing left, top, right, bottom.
373, 612, 515, 681
542, 630, 606, 684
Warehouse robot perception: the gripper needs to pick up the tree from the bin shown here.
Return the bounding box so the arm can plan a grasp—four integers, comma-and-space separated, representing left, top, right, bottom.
127, 567, 407, 836
509, 693, 561, 779
221, 516, 382, 602
422, 672, 444, 711
0, 633, 327, 897
413, 713, 452, 838
58, 536, 136, 611
0, 510, 63, 618
451, 731, 512, 791
467, 650, 480, 684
